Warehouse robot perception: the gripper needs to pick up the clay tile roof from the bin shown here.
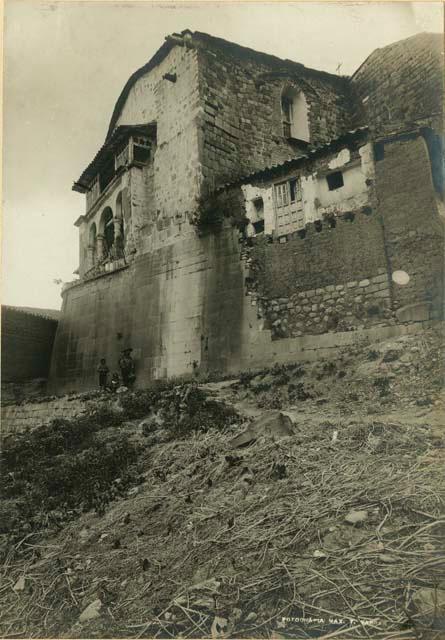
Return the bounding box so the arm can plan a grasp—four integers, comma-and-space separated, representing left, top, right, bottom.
215, 126, 369, 191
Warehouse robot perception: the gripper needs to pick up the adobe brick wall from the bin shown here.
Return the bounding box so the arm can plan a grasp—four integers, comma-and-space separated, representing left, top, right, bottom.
1, 308, 58, 382
247, 212, 391, 338
375, 134, 445, 319
352, 33, 444, 135
217, 133, 443, 340
196, 41, 358, 191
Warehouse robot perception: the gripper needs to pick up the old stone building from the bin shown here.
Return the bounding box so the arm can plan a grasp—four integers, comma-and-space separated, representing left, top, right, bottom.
49, 30, 444, 392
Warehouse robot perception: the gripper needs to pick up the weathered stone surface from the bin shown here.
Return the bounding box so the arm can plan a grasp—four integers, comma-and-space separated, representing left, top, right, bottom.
79, 599, 103, 623
353, 32, 443, 137
47, 31, 443, 391
229, 410, 295, 448
344, 510, 368, 525
395, 302, 431, 323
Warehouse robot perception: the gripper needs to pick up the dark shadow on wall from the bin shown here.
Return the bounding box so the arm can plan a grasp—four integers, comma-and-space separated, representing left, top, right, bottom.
199, 223, 245, 375
422, 128, 444, 198
1, 307, 59, 383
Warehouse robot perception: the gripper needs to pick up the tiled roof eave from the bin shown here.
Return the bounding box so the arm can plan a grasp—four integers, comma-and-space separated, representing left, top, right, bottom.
215, 127, 370, 193
73, 123, 156, 193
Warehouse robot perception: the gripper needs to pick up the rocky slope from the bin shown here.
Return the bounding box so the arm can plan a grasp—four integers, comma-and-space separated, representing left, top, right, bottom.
1, 327, 444, 639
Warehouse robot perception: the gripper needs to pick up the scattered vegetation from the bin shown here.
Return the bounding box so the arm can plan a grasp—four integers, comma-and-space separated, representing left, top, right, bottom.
0, 329, 443, 638
0, 407, 142, 550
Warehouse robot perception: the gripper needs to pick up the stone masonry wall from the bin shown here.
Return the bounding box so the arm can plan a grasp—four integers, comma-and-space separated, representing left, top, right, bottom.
1, 308, 58, 382
196, 39, 357, 191
114, 44, 202, 222
247, 211, 391, 338
374, 134, 445, 320
1, 395, 108, 436
49, 223, 249, 394
78, 45, 202, 277
221, 132, 443, 340
260, 273, 392, 338
352, 33, 444, 135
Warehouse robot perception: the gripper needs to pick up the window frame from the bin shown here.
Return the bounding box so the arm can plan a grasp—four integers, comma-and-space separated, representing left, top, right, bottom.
281, 96, 293, 138
274, 181, 290, 208
274, 177, 302, 207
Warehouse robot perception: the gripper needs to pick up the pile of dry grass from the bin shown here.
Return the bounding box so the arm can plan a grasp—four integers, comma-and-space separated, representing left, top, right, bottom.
1, 407, 443, 639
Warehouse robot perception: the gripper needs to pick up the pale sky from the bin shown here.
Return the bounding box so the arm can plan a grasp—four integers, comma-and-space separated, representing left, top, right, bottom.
2, 1, 443, 310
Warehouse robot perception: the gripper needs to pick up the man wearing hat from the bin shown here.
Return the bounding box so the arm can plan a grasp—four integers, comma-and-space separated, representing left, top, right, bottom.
118, 348, 136, 388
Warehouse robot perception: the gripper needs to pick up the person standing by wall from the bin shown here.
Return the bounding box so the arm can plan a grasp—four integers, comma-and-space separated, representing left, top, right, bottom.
118, 348, 136, 388
97, 358, 110, 390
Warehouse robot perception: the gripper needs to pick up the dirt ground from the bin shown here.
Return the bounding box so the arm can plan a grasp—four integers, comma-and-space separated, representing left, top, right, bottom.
1, 327, 444, 639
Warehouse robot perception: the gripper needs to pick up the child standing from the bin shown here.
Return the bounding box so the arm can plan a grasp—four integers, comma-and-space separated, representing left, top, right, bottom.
97, 358, 110, 390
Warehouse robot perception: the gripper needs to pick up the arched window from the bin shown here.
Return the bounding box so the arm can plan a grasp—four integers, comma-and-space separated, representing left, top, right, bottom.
281, 87, 310, 142
100, 207, 114, 256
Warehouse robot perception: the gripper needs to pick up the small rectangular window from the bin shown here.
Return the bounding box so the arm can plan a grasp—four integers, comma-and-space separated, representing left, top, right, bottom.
253, 197, 264, 216
326, 171, 344, 191
133, 144, 150, 164
253, 219, 265, 234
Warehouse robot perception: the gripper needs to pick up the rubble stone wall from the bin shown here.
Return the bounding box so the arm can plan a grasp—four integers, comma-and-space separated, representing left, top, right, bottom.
260, 272, 392, 338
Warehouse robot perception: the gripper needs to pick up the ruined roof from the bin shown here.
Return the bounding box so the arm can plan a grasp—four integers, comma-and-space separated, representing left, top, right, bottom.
215, 126, 369, 191
2, 306, 61, 322
105, 29, 349, 142
73, 123, 156, 192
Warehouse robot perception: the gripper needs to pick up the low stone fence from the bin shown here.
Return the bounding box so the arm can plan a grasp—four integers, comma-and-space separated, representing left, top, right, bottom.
239, 319, 440, 371
1, 394, 107, 437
